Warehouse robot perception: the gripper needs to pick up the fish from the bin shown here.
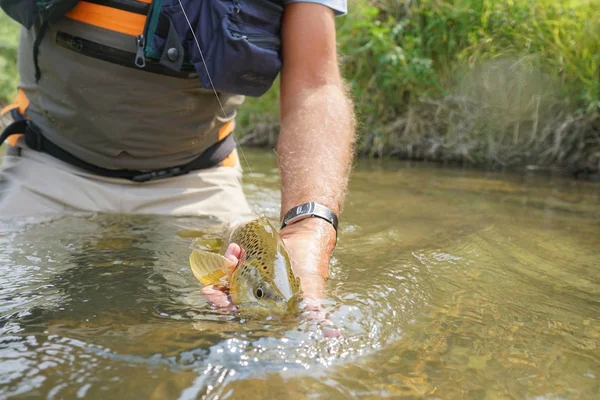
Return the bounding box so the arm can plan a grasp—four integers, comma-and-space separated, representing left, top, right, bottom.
189, 216, 302, 315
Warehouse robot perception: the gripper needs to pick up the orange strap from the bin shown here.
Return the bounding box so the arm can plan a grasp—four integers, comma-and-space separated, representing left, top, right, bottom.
6, 133, 24, 147
0, 88, 28, 116
218, 120, 235, 141
65, 1, 146, 36
1, 89, 29, 147
14, 88, 29, 114
217, 121, 238, 167
0, 104, 18, 117
221, 148, 239, 167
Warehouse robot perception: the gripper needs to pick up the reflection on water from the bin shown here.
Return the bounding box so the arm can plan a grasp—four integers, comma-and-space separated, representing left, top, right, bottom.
0, 149, 598, 399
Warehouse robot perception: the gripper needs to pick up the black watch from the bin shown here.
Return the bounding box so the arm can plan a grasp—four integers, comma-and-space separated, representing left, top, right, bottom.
281, 202, 339, 233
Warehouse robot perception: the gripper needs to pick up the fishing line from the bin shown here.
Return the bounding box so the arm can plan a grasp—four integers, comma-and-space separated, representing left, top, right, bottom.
176, 0, 259, 189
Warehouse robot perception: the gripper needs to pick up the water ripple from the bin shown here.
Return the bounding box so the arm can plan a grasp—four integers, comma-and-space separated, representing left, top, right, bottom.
0, 151, 598, 398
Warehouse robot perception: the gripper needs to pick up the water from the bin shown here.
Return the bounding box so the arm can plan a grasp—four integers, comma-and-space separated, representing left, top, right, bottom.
0, 149, 598, 399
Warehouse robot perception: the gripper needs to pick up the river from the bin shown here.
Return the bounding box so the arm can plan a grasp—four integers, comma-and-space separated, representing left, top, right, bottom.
0, 149, 598, 399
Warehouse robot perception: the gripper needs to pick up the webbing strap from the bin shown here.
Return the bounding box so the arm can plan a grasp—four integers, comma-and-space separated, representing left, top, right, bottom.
0, 120, 28, 145
0, 120, 237, 182
65, 1, 146, 36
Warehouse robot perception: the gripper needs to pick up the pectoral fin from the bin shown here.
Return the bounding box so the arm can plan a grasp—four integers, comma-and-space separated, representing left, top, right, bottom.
189, 250, 236, 286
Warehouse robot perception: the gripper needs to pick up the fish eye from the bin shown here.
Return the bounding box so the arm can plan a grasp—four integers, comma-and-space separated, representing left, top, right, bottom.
255, 287, 264, 299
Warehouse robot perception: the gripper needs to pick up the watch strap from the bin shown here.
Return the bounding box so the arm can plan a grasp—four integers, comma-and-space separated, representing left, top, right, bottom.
281, 202, 338, 232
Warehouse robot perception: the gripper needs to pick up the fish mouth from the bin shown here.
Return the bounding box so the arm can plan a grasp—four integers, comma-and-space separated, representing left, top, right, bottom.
286, 294, 302, 313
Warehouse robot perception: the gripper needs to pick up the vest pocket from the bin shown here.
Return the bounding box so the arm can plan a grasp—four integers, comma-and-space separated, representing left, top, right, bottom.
148, 0, 283, 97
198, 16, 282, 97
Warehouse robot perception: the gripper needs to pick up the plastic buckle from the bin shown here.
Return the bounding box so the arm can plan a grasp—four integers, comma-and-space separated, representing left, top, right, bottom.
131, 167, 186, 183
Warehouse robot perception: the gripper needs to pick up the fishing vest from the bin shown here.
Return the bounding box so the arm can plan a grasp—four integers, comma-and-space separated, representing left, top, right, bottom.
1, 0, 283, 97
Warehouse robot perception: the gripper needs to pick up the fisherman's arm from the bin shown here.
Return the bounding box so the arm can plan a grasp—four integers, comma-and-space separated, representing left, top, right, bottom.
276, 2, 356, 301
203, 2, 355, 312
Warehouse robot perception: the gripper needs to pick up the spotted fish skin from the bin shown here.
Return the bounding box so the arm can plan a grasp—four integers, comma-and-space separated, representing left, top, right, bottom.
189, 216, 302, 315
226, 216, 301, 315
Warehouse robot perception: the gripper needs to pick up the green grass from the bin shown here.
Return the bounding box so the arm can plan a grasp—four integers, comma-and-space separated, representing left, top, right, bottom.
1, 1, 599, 174
0, 12, 18, 107
240, 0, 600, 173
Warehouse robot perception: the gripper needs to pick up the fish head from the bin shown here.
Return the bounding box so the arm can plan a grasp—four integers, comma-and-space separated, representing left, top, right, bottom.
227, 216, 302, 316
228, 260, 300, 315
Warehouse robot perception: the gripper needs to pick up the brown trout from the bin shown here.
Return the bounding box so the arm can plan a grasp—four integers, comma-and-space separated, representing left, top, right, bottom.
189, 216, 302, 315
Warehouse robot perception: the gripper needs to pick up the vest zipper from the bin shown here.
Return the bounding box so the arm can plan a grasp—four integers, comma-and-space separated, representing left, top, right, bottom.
229, 29, 280, 51
56, 31, 196, 78
231, 0, 283, 17
135, 34, 146, 68
136, 0, 163, 68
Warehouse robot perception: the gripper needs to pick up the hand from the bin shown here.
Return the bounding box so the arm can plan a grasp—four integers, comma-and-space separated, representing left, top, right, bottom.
279, 217, 336, 302
280, 218, 340, 337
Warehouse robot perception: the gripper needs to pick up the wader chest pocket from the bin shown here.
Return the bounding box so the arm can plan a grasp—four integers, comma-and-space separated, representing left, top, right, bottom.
146, 0, 283, 97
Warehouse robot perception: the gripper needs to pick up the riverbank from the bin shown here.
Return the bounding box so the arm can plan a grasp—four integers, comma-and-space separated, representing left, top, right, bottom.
1, 1, 599, 178
237, 0, 599, 178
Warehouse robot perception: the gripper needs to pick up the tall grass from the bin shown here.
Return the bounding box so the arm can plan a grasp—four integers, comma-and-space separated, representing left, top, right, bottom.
0, 13, 18, 107
241, 0, 600, 173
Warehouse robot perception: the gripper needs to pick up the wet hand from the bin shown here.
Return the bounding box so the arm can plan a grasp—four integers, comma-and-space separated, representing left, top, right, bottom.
279, 218, 340, 338
279, 217, 335, 301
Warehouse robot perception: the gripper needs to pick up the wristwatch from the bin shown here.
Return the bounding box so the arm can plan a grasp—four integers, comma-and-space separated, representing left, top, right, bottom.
281, 202, 339, 233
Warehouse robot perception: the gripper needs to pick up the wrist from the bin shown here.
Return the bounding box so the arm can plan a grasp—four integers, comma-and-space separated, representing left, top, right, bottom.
281, 216, 336, 239
281, 217, 337, 254
281, 201, 338, 236
279, 217, 336, 279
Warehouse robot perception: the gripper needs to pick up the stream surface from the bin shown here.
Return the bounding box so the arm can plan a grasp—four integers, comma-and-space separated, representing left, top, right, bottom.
0, 149, 598, 399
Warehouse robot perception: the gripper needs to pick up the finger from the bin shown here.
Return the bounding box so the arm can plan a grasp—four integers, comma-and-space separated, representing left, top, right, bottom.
224, 243, 241, 265
201, 285, 233, 308
301, 297, 322, 312
301, 298, 342, 339
320, 318, 342, 339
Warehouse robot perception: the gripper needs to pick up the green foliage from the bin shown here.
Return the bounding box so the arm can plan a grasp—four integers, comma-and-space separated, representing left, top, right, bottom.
0, 13, 18, 106
240, 0, 600, 171
338, 1, 442, 120
457, 0, 600, 111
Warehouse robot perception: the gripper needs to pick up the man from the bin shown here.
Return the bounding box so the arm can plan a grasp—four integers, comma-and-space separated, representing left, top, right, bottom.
0, 0, 356, 309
